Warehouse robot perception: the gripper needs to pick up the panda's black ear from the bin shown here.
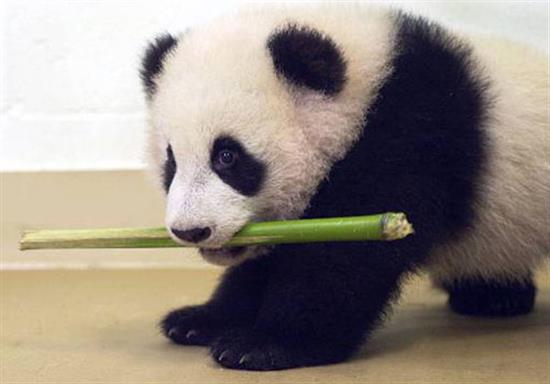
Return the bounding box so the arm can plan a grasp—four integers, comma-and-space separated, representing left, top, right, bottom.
140, 34, 179, 98
267, 24, 347, 95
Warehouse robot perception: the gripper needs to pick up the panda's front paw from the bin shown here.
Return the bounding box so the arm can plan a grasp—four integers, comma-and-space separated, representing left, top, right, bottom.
160, 305, 223, 346
210, 328, 349, 371
210, 329, 297, 370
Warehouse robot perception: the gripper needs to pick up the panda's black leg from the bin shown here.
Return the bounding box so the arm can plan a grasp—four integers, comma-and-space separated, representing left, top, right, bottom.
210, 242, 418, 370
442, 275, 536, 317
160, 257, 268, 346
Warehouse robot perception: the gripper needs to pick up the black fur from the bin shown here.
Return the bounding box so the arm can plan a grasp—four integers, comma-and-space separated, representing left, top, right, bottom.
163, 145, 177, 193
210, 136, 266, 196
161, 258, 269, 345
162, 13, 497, 370
443, 276, 536, 316
140, 34, 178, 98
267, 24, 347, 95
305, 12, 490, 236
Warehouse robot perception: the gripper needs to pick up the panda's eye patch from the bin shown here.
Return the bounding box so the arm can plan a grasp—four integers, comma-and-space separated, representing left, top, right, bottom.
163, 144, 177, 193
210, 136, 265, 196
215, 149, 238, 169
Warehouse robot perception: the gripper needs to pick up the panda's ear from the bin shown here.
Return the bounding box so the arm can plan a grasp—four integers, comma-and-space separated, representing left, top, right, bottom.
140, 33, 179, 98
267, 24, 347, 95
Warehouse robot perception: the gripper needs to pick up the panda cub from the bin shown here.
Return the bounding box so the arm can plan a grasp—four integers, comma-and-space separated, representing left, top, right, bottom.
141, 5, 549, 371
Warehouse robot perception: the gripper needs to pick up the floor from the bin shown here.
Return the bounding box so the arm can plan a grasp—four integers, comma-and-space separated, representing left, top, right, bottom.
1, 267, 549, 383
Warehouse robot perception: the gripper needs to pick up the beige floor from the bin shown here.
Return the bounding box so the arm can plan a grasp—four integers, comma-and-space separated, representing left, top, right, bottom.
1, 267, 549, 383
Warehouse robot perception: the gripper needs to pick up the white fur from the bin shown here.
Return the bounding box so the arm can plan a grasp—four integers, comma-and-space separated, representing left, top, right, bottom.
145, 4, 549, 274
146, 4, 395, 264
429, 38, 550, 283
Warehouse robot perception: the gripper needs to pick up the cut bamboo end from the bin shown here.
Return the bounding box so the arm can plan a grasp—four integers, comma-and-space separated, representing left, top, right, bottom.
381, 212, 414, 240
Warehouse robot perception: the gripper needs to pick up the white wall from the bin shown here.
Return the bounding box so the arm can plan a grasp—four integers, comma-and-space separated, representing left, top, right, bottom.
1, 1, 548, 172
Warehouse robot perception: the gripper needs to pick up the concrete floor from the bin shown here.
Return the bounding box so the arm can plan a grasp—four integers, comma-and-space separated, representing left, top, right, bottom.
1, 267, 549, 383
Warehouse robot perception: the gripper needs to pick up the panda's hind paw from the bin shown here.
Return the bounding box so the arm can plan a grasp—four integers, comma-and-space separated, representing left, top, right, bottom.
444, 276, 536, 317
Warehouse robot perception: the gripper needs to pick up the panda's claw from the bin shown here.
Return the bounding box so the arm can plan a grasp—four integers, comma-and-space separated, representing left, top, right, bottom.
218, 350, 233, 363
185, 329, 198, 340
238, 353, 251, 365
167, 327, 178, 338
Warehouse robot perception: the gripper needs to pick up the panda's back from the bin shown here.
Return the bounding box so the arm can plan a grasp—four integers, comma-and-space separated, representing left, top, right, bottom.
288, 7, 550, 280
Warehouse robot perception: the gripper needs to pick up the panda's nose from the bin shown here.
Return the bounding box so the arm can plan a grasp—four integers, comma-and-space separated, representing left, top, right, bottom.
171, 227, 212, 243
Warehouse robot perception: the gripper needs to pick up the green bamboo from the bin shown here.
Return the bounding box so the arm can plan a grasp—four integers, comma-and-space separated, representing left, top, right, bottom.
19, 212, 413, 251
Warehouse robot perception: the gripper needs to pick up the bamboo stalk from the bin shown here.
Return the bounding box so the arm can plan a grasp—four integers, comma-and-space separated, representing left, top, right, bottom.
19, 212, 413, 251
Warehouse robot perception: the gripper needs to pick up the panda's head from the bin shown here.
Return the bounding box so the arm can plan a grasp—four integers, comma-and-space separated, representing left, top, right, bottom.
141, 10, 392, 265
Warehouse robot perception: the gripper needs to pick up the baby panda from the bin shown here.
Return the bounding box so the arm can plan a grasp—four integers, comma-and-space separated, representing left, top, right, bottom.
141, 4, 549, 371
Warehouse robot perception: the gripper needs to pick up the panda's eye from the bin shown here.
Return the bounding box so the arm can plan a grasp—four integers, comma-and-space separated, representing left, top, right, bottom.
216, 149, 237, 168
210, 136, 265, 196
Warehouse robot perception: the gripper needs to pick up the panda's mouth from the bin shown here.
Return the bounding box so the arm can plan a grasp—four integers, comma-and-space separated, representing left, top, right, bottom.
198, 246, 247, 259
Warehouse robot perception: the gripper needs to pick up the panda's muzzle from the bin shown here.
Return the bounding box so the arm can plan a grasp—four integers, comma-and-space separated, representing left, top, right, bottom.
170, 227, 247, 258
171, 227, 212, 243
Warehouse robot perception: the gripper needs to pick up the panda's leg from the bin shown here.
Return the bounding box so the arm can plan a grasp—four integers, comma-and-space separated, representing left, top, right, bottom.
160, 257, 268, 346
439, 274, 537, 317
210, 242, 419, 371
